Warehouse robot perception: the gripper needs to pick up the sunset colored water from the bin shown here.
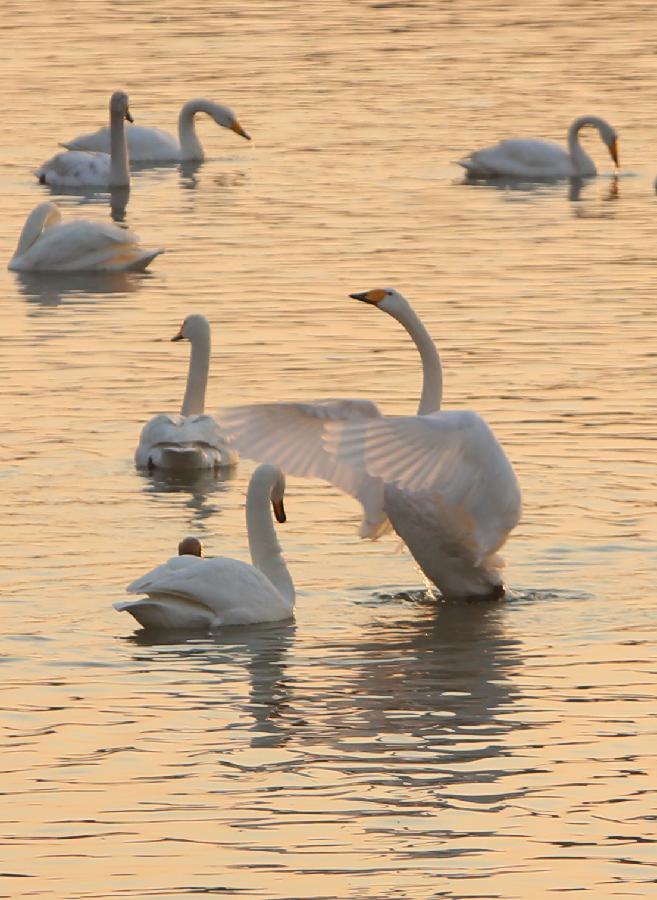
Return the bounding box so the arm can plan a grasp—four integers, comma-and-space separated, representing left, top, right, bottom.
1, 2, 656, 897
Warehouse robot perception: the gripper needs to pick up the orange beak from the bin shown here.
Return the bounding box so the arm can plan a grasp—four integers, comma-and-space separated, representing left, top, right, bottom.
609, 138, 619, 168
230, 120, 251, 141
272, 498, 286, 523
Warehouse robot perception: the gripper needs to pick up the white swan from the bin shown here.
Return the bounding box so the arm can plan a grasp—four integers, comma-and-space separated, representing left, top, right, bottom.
36, 91, 133, 188
61, 98, 251, 163
222, 289, 521, 600
458, 115, 619, 179
115, 464, 294, 629
135, 314, 237, 471
8, 202, 162, 272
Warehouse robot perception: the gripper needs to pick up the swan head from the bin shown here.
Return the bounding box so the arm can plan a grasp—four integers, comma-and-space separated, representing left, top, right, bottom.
210, 102, 251, 140
350, 287, 408, 314
270, 466, 287, 523
171, 314, 210, 343
178, 536, 203, 556
110, 90, 134, 123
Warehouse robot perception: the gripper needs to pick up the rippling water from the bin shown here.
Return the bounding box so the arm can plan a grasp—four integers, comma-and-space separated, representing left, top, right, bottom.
1, 2, 656, 897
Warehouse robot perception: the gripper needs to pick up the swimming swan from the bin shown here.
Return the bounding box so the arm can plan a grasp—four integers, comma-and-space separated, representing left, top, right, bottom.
222, 289, 521, 600
135, 314, 237, 471
458, 115, 619, 179
8, 202, 162, 272
61, 98, 251, 163
115, 464, 294, 629
36, 91, 133, 188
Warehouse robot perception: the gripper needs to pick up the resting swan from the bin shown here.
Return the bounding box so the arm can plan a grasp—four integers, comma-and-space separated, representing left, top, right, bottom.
115, 464, 294, 629
61, 98, 251, 163
135, 314, 237, 471
8, 202, 162, 272
222, 289, 521, 600
458, 115, 619, 179
36, 91, 133, 189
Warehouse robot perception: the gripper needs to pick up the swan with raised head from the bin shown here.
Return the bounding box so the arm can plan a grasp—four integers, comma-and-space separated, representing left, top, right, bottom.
8, 202, 162, 272
115, 464, 294, 629
136, 314, 237, 471
61, 98, 251, 163
222, 289, 521, 600
458, 115, 619, 179
36, 91, 133, 188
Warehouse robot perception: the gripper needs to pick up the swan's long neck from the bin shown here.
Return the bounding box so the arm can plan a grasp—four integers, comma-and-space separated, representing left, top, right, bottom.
13, 203, 61, 258
109, 108, 130, 187
246, 466, 295, 603
178, 100, 215, 161
567, 115, 604, 175
386, 299, 443, 414
181, 324, 211, 417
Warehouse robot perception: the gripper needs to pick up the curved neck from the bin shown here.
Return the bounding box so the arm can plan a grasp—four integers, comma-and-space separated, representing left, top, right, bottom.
386, 299, 443, 414
246, 469, 294, 603
181, 327, 211, 416
178, 99, 216, 161
14, 204, 61, 257
109, 108, 130, 187
567, 115, 603, 175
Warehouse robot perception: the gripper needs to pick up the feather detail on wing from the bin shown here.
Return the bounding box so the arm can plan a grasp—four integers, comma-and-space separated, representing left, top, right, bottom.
221, 400, 390, 538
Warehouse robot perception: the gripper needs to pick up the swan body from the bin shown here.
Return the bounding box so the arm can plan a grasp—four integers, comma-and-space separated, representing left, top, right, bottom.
223, 289, 521, 600
61, 99, 251, 162
115, 464, 294, 629
459, 115, 619, 179
8, 202, 162, 272
36, 91, 133, 188
135, 314, 237, 471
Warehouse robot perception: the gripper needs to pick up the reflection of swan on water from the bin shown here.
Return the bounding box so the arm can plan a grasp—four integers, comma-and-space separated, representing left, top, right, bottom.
116, 464, 295, 630
15, 270, 143, 309
459, 115, 619, 179
62, 98, 251, 163
138, 465, 234, 524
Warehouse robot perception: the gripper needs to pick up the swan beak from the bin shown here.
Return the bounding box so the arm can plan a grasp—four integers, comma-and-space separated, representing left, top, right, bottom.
230, 120, 251, 141
171, 328, 184, 342
350, 289, 386, 306
272, 498, 286, 524
609, 138, 619, 168
125, 109, 134, 124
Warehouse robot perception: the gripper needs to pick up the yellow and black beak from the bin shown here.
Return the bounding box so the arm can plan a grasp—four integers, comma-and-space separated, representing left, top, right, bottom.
609, 137, 619, 168
171, 327, 184, 342
126, 108, 134, 124
350, 289, 386, 306
231, 120, 251, 141
272, 498, 286, 524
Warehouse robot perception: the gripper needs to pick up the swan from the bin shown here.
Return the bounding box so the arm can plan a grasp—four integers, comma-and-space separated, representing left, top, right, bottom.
222, 289, 521, 600
61, 98, 251, 163
458, 115, 619, 179
115, 464, 294, 630
135, 314, 237, 471
36, 91, 133, 188
8, 202, 162, 272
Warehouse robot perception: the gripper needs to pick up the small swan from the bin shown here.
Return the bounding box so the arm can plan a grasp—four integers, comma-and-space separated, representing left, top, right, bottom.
36, 91, 133, 188
115, 464, 294, 630
458, 115, 619, 179
61, 98, 251, 163
8, 202, 162, 272
135, 314, 237, 471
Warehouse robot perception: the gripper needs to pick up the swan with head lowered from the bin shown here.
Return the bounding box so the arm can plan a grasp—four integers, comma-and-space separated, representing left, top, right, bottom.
458, 115, 619, 179
115, 464, 294, 630
135, 314, 237, 471
61, 98, 251, 163
36, 91, 133, 189
222, 289, 521, 601
8, 202, 162, 272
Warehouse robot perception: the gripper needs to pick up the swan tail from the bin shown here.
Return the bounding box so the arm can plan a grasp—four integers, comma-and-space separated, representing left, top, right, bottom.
114, 597, 215, 631
122, 248, 164, 272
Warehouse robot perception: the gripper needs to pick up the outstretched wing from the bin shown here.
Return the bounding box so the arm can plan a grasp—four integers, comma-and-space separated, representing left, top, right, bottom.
324, 409, 521, 555
221, 400, 390, 538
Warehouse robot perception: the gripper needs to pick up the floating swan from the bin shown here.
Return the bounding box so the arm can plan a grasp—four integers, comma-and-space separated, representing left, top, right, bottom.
135, 314, 237, 471
223, 289, 521, 600
458, 115, 619, 179
36, 91, 133, 188
61, 98, 251, 163
8, 202, 162, 272
115, 464, 294, 629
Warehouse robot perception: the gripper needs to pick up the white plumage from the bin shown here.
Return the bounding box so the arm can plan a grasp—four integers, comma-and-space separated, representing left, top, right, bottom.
115, 465, 294, 630
135, 314, 237, 471
458, 115, 619, 179
8, 202, 162, 273
61, 98, 251, 163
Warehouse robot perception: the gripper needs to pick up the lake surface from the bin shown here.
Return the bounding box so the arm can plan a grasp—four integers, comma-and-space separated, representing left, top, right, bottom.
1, 2, 656, 897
